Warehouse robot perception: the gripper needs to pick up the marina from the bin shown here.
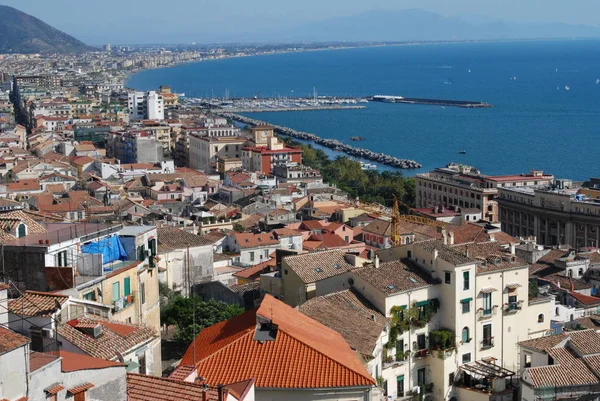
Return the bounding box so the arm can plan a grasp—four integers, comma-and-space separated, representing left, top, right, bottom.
222, 112, 422, 169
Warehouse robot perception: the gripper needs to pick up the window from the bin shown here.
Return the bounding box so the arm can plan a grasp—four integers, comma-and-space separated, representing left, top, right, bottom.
112, 282, 120, 302
417, 334, 426, 350
525, 353, 532, 368
462, 353, 471, 363
264, 250, 269, 258
445, 272, 451, 284
462, 301, 470, 314
138, 353, 146, 374
17, 223, 26, 238
397, 375, 405, 397
538, 314, 544, 323
249, 252, 255, 262
57, 251, 68, 267
482, 292, 492, 314
449, 372, 455, 386
483, 324, 493, 348
463, 271, 470, 290
417, 368, 426, 386
124, 277, 131, 296
140, 282, 146, 304
83, 291, 95, 301
462, 327, 470, 343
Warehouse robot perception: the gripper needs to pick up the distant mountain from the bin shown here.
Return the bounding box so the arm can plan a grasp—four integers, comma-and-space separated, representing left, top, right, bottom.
256, 9, 600, 43
0, 5, 93, 53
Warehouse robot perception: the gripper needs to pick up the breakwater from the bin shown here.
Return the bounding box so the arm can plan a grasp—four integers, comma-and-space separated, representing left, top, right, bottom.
213, 105, 366, 113
221, 113, 422, 169
369, 95, 493, 108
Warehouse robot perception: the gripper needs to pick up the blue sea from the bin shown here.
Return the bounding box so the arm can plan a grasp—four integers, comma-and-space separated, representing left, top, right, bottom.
127, 40, 600, 180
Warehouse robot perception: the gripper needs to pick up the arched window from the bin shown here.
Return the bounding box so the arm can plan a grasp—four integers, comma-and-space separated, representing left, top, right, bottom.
462, 327, 470, 343
579, 268, 584, 277
555, 307, 560, 316
17, 223, 26, 238
538, 314, 544, 323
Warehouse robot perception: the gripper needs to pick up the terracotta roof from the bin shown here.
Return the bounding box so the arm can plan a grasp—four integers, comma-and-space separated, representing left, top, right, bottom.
157, 226, 214, 252
299, 289, 387, 359
233, 258, 276, 280
415, 240, 477, 266
451, 242, 528, 274
56, 317, 157, 360
526, 347, 598, 388
68, 382, 95, 395
283, 249, 355, 283
7, 179, 41, 192
30, 351, 60, 372
167, 365, 196, 381
570, 315, 600, 330
353, 259, 434, 295
181, 294, 375, 389
568, 329, 600, 355
272, 228, 303, 237
232, 232, 279, 249
8, 290, 69, 317
568, 291, 600, 306
59, 350, 126, 372
519, 333, 567, 352
0, 282, 9, 291
530, 249, 571, 276
448, 223, 519, 246
127, 373, 223, 401
44, 383, 64, 395
363, 219, 391, 236
226, 378, 255, 400
0, 327, 30, 355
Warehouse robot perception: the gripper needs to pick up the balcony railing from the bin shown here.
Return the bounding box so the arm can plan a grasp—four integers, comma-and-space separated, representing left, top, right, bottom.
504, 301, 523, 313
481, 337, 494, 349
414, 349, 430, 359
113, 294, 135, 312
477, 306, 498, 319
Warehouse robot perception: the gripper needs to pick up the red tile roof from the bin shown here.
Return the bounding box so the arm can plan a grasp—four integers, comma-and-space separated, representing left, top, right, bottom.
59, 350, 126, 372
232, 232, 279, 249
232, 258, 276, 280
8, 290, 69, 317
0, 327, 30, 355
68, 382, 95, 395
30, 351, 60, 372
127, 373, 224, 401
569, 291, 600, 306
180, 294, 374, 389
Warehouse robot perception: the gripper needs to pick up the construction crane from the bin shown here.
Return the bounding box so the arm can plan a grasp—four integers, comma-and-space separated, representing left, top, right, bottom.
391, 195, 401, 246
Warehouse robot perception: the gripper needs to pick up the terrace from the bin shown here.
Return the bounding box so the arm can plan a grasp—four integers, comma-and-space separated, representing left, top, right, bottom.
455, 359, 516, 401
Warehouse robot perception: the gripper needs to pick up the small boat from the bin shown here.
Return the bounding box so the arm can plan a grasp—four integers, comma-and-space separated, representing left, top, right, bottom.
459, 150, 467, 154
350, 136, 364, 141
360, 162, 377, 170
565, 85, 570, 91
596, 79, 599, 85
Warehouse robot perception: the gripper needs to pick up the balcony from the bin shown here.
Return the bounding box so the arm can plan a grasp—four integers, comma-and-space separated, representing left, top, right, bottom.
477, 306, 498, 320
481, 337, 495, 349
503, 301, 523, 313
113, 294, 135, 312
414, 349, 430, 359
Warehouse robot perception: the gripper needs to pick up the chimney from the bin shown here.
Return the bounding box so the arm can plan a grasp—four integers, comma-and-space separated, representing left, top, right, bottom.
489, 233, 495, 242
510, 243, 516, 255
202, 391, 208, 401
217, 384, 225, 401
448, 232, 455, 246
465, 245, 469, 258
441, 229, 448, 245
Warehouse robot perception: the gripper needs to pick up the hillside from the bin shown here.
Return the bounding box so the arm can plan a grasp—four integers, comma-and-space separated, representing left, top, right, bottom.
0, 5, 93, 53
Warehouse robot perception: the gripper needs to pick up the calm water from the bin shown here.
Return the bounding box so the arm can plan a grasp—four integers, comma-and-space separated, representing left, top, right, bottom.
127, 41, 600, 180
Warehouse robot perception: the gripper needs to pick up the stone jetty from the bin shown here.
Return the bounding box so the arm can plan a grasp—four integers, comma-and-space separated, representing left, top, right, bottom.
222, 113, 422, 170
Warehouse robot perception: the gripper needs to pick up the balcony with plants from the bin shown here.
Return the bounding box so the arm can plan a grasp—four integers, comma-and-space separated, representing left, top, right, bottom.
429, 328, 457, 360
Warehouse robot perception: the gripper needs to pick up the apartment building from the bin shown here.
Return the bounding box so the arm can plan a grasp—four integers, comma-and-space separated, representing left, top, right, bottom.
106, 131, 164, 164
498, 179, 600, 247
415, 164, 553, 222
188, 134, 247, 172
128, 90, 164, 120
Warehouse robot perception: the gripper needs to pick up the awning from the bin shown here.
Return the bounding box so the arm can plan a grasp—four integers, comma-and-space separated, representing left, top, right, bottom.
68, 382, 95, 395
506, 283, 522, 293
416, 300, 430, 307
45, 384, 64, 395
480, 288, 497, 294
460, 297, 473, 303
397, 375, 405, 381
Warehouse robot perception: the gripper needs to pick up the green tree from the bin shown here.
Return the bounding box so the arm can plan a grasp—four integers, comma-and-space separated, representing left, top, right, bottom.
161, 297, 244, 343
233, 222, 245, 233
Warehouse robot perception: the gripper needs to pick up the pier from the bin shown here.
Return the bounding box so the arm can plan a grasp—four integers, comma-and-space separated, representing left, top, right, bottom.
221, 112, 422, 170
369, 95, 493, 108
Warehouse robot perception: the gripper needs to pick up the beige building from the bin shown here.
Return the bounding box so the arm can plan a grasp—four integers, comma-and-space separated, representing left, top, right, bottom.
189, 134, 247, 172
416, 164, 553, 223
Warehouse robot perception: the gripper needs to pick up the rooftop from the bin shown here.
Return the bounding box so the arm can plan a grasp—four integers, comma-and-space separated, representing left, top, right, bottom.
126, 374, 226, 401
353, 259, 435, 295
283, 249, 355, 284
8, 290, 69, 317
157, 226, 214, 252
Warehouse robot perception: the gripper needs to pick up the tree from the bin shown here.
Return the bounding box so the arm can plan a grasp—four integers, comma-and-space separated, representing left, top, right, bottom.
233, 222, 245, 233
161, 297, 244, 343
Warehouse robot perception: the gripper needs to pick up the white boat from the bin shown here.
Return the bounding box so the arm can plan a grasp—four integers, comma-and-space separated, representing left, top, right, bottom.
360, 162, 377, 170
596, 79, 599, 85
565, 85, 570, 91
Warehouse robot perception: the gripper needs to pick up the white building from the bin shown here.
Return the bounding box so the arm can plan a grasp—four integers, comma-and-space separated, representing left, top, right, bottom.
128, 91, 164, 121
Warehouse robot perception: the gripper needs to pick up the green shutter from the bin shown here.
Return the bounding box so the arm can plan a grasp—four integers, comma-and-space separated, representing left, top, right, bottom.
124, 277, 131, 296
460, 297, 473, 303
399, 305, 407, 310
397, 375, 405, 381
416, 300, 430, 307
112, 282, 120, 301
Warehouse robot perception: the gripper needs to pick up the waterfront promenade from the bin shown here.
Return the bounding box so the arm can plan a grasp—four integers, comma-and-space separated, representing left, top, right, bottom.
223, 112, 422, 169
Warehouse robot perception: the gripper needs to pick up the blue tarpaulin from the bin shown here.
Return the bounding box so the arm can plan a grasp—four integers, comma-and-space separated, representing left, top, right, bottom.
81, 235, 128, 264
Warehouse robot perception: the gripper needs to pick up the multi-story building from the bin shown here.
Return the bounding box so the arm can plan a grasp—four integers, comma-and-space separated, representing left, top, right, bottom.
242, 140, 302, 175
272, 162, 322, 186
128, 90, 164, 120
416, 164, 553, 222
499, 179, 600, 247
106, 131, 164, 164
188, 134, 247, 172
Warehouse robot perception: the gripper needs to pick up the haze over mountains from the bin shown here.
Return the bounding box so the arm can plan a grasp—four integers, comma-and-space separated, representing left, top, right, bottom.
230, 9, 600, 44
0, 5, 92, 53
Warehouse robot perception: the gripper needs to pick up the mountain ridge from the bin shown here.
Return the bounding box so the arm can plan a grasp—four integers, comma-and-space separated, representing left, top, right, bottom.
0, 5, 93, 54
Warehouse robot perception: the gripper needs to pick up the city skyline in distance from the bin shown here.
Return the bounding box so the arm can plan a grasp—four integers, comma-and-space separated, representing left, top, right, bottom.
2, 0, 600, 45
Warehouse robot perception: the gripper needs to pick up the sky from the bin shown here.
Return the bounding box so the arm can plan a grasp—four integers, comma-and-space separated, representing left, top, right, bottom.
3, 0, 600, 44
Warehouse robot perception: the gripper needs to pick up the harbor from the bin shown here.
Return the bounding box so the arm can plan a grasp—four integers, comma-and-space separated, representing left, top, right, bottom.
221, 112, 422, 169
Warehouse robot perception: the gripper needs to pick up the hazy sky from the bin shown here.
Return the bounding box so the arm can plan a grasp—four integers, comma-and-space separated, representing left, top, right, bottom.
3, 0, 599, 44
